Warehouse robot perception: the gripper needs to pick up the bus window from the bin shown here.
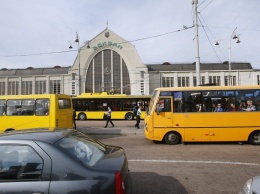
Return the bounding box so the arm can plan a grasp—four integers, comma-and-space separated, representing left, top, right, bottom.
0, 100, 5, 115
36, 99, 49, 116
174, 91, 183, 113
158, 98, 171, 112
58, 99, 71, 109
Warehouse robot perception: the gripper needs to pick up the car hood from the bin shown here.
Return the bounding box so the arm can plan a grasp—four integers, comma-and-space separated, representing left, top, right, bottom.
93, 146, 127, 172
251, 176, 260, 193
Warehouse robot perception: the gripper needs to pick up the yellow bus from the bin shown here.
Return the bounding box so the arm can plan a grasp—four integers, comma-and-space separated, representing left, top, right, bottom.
0, 94, 73, 132
144, 85, 260, 145
72, 92, 151, 120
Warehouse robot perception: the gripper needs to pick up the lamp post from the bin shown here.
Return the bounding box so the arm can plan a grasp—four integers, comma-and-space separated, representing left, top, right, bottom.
215, 27, 241, 86
228, 27, 240, 86
69, 32, 81, 95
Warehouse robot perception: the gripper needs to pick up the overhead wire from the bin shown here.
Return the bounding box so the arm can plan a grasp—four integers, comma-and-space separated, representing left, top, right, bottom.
0, 26, 194, 58
197, 15, 222, 62
198, 13, 226, 60
199, 0, 214, 12
198, 0, 208, 8
0, 50, 76, 58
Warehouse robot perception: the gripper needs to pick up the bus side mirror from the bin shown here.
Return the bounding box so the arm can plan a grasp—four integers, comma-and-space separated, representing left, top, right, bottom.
156, 104, 160, 115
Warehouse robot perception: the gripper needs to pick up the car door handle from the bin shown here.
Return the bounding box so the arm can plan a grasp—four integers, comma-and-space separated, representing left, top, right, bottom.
32, 193, 44, 194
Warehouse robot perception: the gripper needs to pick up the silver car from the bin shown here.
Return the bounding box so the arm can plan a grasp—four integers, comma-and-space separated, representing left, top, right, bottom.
240, 176, 260, 194
0, 128, 132, 194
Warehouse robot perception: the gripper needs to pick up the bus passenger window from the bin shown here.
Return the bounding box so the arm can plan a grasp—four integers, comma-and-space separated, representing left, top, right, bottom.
36, 99, 49, 116
158, 98, 171, 112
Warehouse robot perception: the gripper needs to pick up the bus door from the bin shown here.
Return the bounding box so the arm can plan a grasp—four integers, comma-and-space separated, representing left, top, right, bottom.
153, 97, 173, 138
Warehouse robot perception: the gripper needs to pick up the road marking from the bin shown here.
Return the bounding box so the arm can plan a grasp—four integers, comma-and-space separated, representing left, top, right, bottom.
128, 159, 259, 166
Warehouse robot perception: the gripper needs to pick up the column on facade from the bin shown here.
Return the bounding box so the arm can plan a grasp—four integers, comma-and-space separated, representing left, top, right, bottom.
4, 77, 8, 95
32, 76, 36, 94
120, 54, 123, 94
92, 58, 95, 92
174, 72, 178, 87
205, 72, 209, 84
46, 76, 50, 94
220, 72, 225, 86
111, 50, 114, 92
101, 51, 104, 92
61, 75, 64, 94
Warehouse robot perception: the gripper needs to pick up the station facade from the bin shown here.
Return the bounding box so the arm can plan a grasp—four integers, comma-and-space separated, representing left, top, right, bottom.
0, 28, 260, 96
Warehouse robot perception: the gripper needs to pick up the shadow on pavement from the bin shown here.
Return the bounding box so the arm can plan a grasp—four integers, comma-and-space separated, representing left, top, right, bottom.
131, 172, 188, 194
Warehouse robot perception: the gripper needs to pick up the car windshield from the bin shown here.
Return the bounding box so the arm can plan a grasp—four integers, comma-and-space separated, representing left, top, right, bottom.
55, 131, 106, 167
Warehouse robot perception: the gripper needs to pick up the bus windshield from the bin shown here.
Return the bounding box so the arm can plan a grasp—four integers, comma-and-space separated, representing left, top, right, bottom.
148, 90, 158, 115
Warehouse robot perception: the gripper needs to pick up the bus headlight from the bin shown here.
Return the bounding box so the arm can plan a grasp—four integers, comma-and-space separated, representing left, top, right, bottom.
145, 123, 148, 131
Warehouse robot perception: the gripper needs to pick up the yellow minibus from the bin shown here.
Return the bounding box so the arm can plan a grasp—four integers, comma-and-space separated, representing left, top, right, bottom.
0, 94, 73, 132
144, 85, 260, 145
72, 92, 150, 120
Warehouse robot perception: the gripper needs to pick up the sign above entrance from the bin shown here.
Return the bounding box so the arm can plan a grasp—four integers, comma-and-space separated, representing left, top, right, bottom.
92, 41, 123, 50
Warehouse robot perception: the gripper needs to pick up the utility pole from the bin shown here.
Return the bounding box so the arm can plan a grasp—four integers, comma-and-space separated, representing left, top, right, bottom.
192, 0, 201, 86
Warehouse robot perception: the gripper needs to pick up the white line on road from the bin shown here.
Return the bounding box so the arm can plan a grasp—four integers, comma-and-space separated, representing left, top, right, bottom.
129, 159, 259, 166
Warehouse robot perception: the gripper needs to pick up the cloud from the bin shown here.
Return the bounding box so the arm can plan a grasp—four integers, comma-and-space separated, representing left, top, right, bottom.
0, 0, 259, 69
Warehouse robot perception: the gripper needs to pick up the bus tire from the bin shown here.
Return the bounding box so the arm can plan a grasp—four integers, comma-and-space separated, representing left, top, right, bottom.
248, 131, 260, 145
164, 132, 181, 145
78, 113, 87, 120
5, 128, 14, 132
125, 113, 133, 120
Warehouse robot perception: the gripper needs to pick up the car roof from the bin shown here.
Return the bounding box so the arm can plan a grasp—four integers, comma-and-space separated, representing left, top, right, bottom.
0, 128, 75, 144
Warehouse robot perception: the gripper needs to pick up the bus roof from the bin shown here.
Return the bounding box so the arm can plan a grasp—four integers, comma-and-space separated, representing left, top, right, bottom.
0, 94, 71, 100
155, 85, 260, 92
75, 92, 151, 99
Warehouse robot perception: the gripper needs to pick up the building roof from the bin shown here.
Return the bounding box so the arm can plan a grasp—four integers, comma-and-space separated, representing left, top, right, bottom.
0, 62, 253, 77
0, 66, 70, 77
146, 62, 253, 72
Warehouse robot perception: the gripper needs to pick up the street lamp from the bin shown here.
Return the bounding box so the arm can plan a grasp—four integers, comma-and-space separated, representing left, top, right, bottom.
215, 27, 241, 86
69, 32, 81, 95
228, 27, 241, 86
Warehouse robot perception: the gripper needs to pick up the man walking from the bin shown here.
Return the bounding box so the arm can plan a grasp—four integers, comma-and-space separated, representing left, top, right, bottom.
104, 107, 114, 128
134, 104, 142, 129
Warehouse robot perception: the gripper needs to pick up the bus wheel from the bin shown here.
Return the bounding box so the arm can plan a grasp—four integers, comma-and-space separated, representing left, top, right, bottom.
5, 128, 14, 132
248, 131, 260, 145
125, 113, 133, 120
78, 113, 86, 120
164, 132, 181, 145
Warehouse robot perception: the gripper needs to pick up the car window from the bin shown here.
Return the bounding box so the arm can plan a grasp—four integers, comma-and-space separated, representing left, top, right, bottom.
55, 131, 105, 167
0, 145, 43, 181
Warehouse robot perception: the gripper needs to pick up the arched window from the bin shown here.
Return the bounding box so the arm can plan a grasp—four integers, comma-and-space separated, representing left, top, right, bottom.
85, 49, 130, 94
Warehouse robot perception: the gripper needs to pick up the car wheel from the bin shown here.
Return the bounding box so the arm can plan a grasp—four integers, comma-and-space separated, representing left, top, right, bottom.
248, 131, 260, 145
125, 113, 133, 120
78, 113, 87, 120
164, 132, 181, 145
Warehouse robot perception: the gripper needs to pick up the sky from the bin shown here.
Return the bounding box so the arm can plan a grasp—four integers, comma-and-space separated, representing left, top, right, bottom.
0, 0, 260, 70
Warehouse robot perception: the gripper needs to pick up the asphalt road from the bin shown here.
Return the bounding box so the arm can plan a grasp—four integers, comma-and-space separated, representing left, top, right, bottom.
77, 120, 260, 194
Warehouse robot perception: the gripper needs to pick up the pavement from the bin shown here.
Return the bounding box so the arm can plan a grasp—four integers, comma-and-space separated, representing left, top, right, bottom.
76, 120, 145, 135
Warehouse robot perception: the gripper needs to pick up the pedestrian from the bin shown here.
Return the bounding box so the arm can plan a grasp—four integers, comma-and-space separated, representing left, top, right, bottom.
73, 109, 77, 129
132, 103, 137, 117
104, 107, 114, 128
134, 104, 142, 129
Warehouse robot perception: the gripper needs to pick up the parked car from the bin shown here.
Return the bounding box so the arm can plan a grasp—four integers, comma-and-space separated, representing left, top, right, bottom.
240, 176, 260, 194
0, 128, 132, 194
